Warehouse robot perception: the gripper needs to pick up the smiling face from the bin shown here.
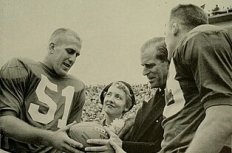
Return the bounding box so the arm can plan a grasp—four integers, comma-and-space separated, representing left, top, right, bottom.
141, 45, 169, 89
103, 83, 128, 118
48, 30, 81, 77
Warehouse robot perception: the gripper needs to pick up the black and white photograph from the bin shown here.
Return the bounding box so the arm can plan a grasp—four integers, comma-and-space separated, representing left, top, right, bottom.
0, 0, 232, 152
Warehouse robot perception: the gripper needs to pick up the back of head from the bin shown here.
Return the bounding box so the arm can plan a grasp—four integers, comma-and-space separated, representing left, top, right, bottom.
170, 4, 208, 30
141, 37, 168, 62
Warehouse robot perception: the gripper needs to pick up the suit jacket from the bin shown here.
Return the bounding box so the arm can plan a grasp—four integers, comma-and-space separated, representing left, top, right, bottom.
122, 89, 165, 153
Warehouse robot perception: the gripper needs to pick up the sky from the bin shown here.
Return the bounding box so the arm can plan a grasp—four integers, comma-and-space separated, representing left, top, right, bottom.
0, 0, 231, 85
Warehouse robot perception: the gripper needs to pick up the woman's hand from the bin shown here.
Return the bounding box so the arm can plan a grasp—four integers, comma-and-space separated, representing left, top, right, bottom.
85, 126, 125, 153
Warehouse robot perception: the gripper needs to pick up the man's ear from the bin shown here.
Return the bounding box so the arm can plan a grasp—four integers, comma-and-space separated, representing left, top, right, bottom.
171, 23, 179, 36
49, 43, 55, 54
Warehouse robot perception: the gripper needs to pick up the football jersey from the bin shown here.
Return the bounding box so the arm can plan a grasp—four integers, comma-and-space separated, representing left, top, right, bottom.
161, 25, 232, 152
0, 58, 85, 153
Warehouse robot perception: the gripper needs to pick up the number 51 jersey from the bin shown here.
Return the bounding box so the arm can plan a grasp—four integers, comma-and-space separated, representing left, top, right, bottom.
0, 58, 85, 152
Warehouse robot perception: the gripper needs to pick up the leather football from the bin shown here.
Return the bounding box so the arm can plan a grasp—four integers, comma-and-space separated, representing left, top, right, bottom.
69, 122, 109, 148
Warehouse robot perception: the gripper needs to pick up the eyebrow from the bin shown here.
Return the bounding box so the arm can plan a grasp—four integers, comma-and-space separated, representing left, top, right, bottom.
144, 63, 156, 66
66, 48, 80, 56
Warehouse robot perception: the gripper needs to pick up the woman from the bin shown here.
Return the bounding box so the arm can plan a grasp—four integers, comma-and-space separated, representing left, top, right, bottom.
99, 81, 135, 134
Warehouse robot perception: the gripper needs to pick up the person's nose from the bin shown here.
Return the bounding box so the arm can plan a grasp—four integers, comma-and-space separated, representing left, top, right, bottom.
109, 95, 114, 102
68, 54, 77, 64
143, 67, 149, 76
106, 95, 115, 103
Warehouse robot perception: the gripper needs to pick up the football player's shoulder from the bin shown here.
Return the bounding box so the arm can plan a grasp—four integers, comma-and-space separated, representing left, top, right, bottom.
0, 58, 37, 79
2, 57, 38, 69
193, 24, 224, 33
186, 24, 225, 42
66, 74, 85, 90
174, 25, 217, 61
178, 27, 203, 48
18, 57, 38, 66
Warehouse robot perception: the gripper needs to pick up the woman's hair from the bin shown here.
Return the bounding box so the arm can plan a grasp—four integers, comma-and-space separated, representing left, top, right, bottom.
100, 81, 135, 112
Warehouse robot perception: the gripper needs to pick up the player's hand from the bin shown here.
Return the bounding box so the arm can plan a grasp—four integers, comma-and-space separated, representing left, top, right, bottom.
85, 127, 123, 153
47, 122, 84, 153
118, 116, 135, 139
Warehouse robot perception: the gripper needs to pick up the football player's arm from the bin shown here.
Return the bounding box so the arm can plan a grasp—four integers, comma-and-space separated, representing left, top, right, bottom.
186, 105, 232, 153
0, 114, 83, 152
185, 34, 232, 153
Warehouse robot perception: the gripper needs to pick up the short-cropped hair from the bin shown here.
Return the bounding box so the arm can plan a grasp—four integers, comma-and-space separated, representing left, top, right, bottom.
141, 37, 168, 62
170, 4, 208, 28
49, 28, 81, 44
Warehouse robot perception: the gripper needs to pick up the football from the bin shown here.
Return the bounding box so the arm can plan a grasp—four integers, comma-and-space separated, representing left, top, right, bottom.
69, 122, 109, 148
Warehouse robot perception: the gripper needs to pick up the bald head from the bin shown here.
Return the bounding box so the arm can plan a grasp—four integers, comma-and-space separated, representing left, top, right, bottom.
49, 28, 82, 49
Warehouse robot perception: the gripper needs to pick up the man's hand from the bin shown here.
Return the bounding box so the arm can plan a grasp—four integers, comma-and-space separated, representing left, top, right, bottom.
47, 122, 84, 153
85, 127, 123, 153
85, 139, 114, 153
109, 140, 126, 153
0, 116, 84, 153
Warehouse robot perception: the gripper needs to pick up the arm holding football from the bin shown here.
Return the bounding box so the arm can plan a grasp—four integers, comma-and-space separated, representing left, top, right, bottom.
0, 115, 83, 152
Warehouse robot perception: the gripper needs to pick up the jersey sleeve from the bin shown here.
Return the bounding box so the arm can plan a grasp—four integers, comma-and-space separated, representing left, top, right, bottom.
68, 86, 86, 123
177, 31, 232, 109
122, 141, 161, 153
0, 58, 29, 116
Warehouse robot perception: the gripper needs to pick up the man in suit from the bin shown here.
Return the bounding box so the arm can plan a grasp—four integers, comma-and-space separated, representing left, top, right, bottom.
85, 37, 169, 153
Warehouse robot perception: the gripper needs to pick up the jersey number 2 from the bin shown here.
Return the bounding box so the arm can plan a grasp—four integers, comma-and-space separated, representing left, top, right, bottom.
28, 75, 74, 128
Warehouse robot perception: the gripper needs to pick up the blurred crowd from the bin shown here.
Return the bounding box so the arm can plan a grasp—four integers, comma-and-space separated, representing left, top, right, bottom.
208, 4, 232, 16
82, 84, 154, 122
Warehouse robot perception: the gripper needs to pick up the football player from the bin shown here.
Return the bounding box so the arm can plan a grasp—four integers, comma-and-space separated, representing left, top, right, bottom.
0, 28, 85, 153
162, 4, 232, 153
